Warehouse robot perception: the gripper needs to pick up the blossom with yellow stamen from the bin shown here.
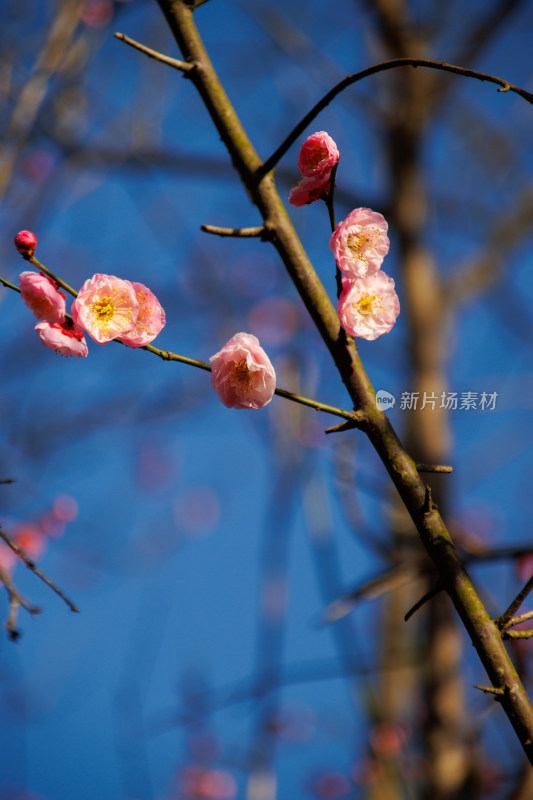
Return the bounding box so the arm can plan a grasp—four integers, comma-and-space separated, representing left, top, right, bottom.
338, 271, 400, 341
72, 273, 139, 344
330, 207, 390, 279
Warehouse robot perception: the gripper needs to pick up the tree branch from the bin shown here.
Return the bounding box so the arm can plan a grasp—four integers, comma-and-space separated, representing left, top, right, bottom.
153, 0, 533, 760
259, 58, 533, 177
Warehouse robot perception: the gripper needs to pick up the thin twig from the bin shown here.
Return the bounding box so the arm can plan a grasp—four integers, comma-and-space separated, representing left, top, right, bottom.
201, 224, 267, 238
496, 576, 533, 630
0, 565, 41, 641
502, 610, 533, 630
27, 255, 78, 298
416, 463, 453, 473
503, 629, 533, 640
0, 528, 79, 614
114, 32, 195, 73
404, 583, 443, 622
259, 58, 533, 176
0, 276, 20, 293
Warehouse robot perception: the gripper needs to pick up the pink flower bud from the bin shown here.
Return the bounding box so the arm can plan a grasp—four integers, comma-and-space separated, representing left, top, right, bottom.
297, 131, 339, 178
289, 132, 339, 207
210, 332, 276, 409
330, 208, 390, 279
120, 282, 166, 347
337, 271, 400, 341
35, 320, 89, 357
71, 273, 139, 344
19, 271, 66, 323
14, 230, 38, 256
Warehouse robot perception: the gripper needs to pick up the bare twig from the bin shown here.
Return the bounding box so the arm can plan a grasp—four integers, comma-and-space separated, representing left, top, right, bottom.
497, 576, 533, 630
416, 463, 453, 473
502, 611, 533, 630
114, 32, 195, 73
201, 224, 267, 238
0, 528, 79, 614
0, 565, 41, 641
404, 583, 443, 622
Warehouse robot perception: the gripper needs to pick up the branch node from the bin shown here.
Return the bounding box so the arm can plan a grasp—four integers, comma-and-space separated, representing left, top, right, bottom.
497, 82, 511, 93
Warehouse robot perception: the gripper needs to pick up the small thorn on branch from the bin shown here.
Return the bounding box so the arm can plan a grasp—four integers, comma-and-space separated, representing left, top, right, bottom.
474, 684, 505, 696
114, 33, 196, 74
416, 463, 453, 473
201, 224, 268, 239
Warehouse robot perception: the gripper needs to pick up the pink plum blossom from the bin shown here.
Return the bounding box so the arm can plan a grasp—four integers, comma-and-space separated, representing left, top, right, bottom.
289, 172, 332, 207
330, 208, 390, 279
120, 282, 166, 347
35, 320, 89, 357
337, 271, 400, 341
210, 332, 276, 409
297, 131, 339, 177
19, 271, 66, 323
71, 273, 139, 344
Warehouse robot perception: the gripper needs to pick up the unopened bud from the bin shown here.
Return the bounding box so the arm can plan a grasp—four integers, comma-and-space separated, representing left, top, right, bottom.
14, 230, 37, 256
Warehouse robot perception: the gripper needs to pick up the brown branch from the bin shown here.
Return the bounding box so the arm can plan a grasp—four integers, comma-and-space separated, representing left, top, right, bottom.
259, 58, 533, 177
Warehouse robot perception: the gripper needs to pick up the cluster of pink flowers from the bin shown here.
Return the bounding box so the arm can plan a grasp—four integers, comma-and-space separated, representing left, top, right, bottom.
289, 135, 399, 341
17, 243, 166, 358
289, 131, 339, 207
332, 207, 399, 340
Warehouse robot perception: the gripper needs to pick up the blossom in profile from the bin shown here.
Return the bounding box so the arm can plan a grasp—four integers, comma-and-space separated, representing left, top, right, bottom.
19, 271, 66, 323
71, 273, 138, 344
120, 282, 166, 347
14, 230, 37, 256
210, 332, 276, 409
337, 271, 400, 341
289, 173, 332, 207
330, 208, 390, 279
297, 131, 339, 177
289, 131, 339, 207
35, 320, 89, 357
